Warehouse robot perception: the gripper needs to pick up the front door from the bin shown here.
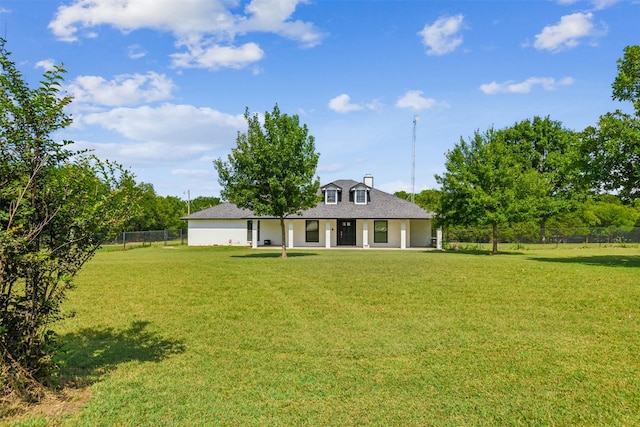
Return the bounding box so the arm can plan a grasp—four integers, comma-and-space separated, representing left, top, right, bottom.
337, 219, 356, 245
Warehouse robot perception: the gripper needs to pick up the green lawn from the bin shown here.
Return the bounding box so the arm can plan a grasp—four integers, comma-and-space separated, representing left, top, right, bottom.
6, 246, 640, 426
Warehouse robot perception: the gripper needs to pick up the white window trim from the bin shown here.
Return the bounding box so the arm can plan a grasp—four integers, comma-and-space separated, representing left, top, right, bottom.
325, 188, 338, 204
355, 188, 367, 205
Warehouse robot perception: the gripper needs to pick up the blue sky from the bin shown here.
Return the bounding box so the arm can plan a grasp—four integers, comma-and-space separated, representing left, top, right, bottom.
2, 0, 638, 198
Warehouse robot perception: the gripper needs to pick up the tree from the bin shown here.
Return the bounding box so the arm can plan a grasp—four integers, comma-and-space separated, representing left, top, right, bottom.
436, 128, 548, 254
395, 189, 441, 228
190, 196, 221, 214
394, 189, 441, 213
124, 183, 189, 231
579, 195, 639, 241
612, 45, 640, 117
214, 105, 320, 258
0, 41, 137, 398
581, 45, 640, 201
501, 116, 584, 241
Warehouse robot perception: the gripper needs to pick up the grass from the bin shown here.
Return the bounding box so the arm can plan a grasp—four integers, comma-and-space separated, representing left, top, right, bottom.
3, 245, 640, 426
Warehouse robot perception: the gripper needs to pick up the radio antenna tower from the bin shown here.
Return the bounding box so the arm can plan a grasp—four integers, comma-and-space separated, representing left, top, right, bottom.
411, 115, 420, 204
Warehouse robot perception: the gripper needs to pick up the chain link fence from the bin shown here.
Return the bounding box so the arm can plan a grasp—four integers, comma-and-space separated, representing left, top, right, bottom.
445, 227, 640, 248
106, 229, 187, 249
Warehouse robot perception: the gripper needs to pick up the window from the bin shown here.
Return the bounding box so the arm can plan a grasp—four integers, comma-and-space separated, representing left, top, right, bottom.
306, 220, 319, 242
374, 220, 388, 243
355, 188, 366, 204
326, 188, 337, 204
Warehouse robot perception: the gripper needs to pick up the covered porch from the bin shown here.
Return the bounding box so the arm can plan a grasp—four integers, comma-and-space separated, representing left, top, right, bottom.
249, 218, 441, 250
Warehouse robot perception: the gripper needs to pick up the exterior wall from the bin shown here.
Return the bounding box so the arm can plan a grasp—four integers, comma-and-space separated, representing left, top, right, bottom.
369, 219, 403, 248
187, 220, 248, 246
410, 220, 432, 247
189, 218, 433, 248
292, 219, 327, 247
257, 219, 282, 247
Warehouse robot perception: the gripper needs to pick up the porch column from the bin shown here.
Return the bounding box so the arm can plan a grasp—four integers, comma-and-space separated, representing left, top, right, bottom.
362, 220, 369, 248
288, 220, 294, 249
437, 227, 443, 250
325, 220, 331, 248
400, 220, 407, 249
252, 222, 258, 249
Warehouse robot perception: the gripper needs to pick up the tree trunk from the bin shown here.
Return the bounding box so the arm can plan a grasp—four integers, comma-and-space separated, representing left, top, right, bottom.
492, 222, 498, 255
279, 217, 288, 258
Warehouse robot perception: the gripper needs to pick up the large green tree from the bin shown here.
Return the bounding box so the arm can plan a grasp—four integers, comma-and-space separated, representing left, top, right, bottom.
501, 116, 583, 241
214, 105, 320, 258
612, 45, 640, 116
436, 127, 548, 254
0, 41, 137, 397
581, 45, 640, 201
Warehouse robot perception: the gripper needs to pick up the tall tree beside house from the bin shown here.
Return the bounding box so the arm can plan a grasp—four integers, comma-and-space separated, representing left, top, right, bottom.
0, 41, 138, 398
580, 45, 640, 202
214, 105, 320, 258
436, 127, 548, 254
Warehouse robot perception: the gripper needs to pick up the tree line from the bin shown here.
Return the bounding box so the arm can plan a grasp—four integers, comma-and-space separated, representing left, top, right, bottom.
124, 182, 219, 232
404, 45, 640, 254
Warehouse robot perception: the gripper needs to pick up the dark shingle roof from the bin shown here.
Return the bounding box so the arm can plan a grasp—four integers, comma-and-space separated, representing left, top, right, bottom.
183, 179, 434, 220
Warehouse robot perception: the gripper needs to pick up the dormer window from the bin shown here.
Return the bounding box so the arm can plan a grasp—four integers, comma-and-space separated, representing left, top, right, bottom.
355, 188, 366, 204
326, 188, 337, 204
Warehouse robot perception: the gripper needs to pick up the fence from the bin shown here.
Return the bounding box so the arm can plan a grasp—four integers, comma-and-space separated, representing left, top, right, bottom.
444, 226, 640, 247
107, 229, 187, 249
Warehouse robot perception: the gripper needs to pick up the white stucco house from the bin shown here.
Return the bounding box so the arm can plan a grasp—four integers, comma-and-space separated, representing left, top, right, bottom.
183, 175, 436, 249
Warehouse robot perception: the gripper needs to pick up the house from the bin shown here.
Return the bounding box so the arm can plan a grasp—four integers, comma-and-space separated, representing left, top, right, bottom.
183, 175, 437, 249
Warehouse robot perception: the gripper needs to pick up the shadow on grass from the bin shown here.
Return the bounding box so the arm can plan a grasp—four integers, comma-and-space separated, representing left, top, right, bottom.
56, 320, 185, 386
232, 252, 318, 258
530, 254, 640, 268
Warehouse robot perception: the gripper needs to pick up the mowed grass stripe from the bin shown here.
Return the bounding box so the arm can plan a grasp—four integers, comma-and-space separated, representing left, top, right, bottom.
18, 246, 639, 426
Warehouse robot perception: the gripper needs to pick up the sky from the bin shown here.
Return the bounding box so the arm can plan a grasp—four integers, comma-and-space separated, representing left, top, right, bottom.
2, 0, 639, 199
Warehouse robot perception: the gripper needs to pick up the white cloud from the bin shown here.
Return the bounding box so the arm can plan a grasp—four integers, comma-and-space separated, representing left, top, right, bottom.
418, 14, 464, 56
49, 0, 233, 42
35, 59, 56, 71
589, 0, 619, 9
128, 44, 147, 59
533, 12, 603, 52
66, 72, 175, 107
395, 90, 436, 110
171, 41, 265, 70
479, 77, 575, 94
328, 94, 364, 113
80, 103, 245, 146
240, 0, 325, 48
48, 0, 324, 70
556, 0, 619, 10
72, 104, 246, 165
